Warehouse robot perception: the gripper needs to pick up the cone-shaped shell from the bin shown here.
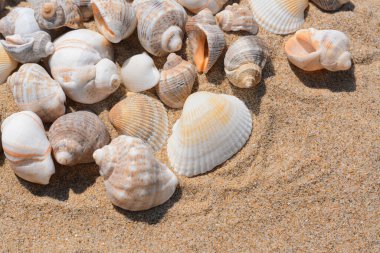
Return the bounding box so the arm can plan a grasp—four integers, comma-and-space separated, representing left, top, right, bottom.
1, 111, 55, 185
109, 94, 168, 152
7, 64, 66, 123
0, 44, 18, 84
92, 0, 137, 43
93, 135, 178, 211
48, 111, 110, 166
285, 28, 352, 71
167, 91, 252, 177
176, 0, 228, 14
156, 53, 196, 108
249, 0, 309, 35
0, 7, 40, 37
224, 36, 268, 88
310, 0, 349, 11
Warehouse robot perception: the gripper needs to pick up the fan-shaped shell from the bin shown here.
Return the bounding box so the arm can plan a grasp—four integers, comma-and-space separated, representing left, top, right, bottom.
156, 53, 196, 108
224, 36, 268, 88
48, 111, 110, 166
7, 64, 66, 123
1, 111, 55, 185
167, 91, 252, 177
0, 7, 40, 37
0, 44, 18, 84
249, 0, 309, 35
176, 0, 228, 14
310, 0, 349, 11
285, 28, 352, 71
93, 135, 178, 211
109, 94, 168, 152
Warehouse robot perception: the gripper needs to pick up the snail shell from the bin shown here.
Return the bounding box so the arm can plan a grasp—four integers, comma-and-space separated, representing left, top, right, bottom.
1, 111, 55, 185
109, 94, 168, 152
185, 8, 216, 32
176, 0, 228, 14
93, 135, 178, 211
156, 53, 196, 108
285, 28, 352, 72
0, 7, 40, 37
48, 111, 110, 166
133, 0, 187, 57
224, 36, 269, 88
310, 0, 349, 11
0, 43, 18, 84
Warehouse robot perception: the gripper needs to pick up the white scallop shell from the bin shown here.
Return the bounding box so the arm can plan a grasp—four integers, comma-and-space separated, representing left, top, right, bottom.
0, 7, 40, 37
0, 44, 18, 84
176, 0, 228, 14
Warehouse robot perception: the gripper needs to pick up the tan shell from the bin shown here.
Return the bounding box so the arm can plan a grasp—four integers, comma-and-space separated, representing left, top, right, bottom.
310, 0, 349, 11
185, 8, 216, 32
0, 44, 18, 84
156, 53, 196, 108
48, 111, 110, 166
176, 0, 228, 14
93, 135, 178, 211
0, 7, 41, 37
109, 94, 168, 152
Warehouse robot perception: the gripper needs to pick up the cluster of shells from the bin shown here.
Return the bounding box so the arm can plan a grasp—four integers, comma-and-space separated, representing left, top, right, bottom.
0, 0, 352, 211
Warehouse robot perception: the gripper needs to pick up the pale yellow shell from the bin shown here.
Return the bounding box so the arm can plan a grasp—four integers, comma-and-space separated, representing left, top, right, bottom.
0, 43, 18, 84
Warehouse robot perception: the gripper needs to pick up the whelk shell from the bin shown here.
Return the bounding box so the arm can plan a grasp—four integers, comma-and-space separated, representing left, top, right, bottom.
0, 43, 18, 84
0, 7, 40, 37
310, 0, 349, 11
176, 0, 228, 14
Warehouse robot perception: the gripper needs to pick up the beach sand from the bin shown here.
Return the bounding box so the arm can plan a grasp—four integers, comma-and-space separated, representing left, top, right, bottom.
0, 0, 379, 251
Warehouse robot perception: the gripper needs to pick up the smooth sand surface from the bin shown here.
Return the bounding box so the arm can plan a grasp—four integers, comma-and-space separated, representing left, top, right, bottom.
1, 0, 379, 251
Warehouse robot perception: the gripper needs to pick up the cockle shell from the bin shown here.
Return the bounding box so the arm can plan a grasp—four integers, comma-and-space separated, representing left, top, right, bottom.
1, 111, 55, 185
215, 3, 259, 34
133, 0, 187, 57
93, 135, 178, 211
249, 0, 309, 35
1, 31, 55, 64
224, 36, 268, 88
109, 94, 168, 152
49, 29, 121, 104
176, 0, 228, 14
48, 111, 110, 166
92, 0, 136, 43
285, 28, 352, 72
0, 44, 18, 84
7, 64, 66, 123
0, 7, 40, 37
156, 53, 196, 108
310, 0, 349, 11
167, 91, 252, 177
121, 53, 160, 92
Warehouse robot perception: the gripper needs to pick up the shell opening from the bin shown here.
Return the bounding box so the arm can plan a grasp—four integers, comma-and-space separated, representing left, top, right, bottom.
161, 26, 184, 53
42, 3, 56, 19
92, 3, 115, 38
194, 31, 209, 73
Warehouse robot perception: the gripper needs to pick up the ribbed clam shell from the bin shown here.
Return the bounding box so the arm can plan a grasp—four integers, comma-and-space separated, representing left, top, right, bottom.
167, 91, 252, 177
176, 0, 228, 14
109, 94, 168, 152
285, 28, 352, 72
0, 7, 40, 37
224, 36, 268, 88
92, 0, 136, 43
310, 0, 349, 11
48, 111, 110, 166
7, 64, 66, 123
156, 53, 196, 108
1, 111, 55, 185
93, 135, 178, 211
249, 0, 309, 34
0, 44, 18, 84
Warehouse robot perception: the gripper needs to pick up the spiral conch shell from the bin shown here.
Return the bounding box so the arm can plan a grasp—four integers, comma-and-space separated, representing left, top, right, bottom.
93, 135, 178, 211
48, 111, 110, 166
133, 0, 187, 56
167, 91, 252, 177
1, 111, 55, 185
0, 7, 41, 37
224, 36, 269, 88
7, 64, 66, 123
310, 0, 349, 11
156, 53, 196, 108
109, 94, 168, 152
249, 0, 309, 35
0, 44, 18, 84
285, 28, 352, 72
92, 0, 136, 43
49, 29, 121, 104
176, 0, 228, 14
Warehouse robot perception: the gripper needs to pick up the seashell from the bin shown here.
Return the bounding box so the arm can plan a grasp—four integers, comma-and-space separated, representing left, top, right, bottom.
310, 0, 349, 11
176, 0, 228, 14
7, 64, 66, 123
109, 94, 168, 152
167, 91, 252, 177
156, 53, 196, 108
49, 29, 121, 104
133, 0, 187, 57
215, 3, 259, 34
1, 111, 55, 185
249, 0, 309, 35
224, 36, 269, 88
185, 8, 216, 33
0, 44, 18, 84
48, 111, 110, 166
121, 53, 160, 92
0, 7, 40, 37
93, 135, 178, 211
92, 0, 136, 43
285, 28, 352, 72
0, 31, 55, 64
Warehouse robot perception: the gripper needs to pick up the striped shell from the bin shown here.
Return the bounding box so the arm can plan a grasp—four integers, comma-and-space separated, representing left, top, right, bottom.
167, 91, 252, 177
0, 7, 40, 37
176, 0, 228, 14
310, 0, 349, 11
0, 44, 18, 84
109, 94, 168, 152
93, 135, 178, 211
7, 64, 66, 123
48, 111, 110, 166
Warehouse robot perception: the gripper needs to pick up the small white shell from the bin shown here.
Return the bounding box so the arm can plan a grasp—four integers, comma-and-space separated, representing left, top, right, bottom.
176, 0, 228, 14
310, 0, 349, 11
0, 43, 18, 84
0, 7, 41, 37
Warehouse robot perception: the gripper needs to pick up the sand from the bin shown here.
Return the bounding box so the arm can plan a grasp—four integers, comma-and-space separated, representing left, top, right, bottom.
0, 0, 379, 251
